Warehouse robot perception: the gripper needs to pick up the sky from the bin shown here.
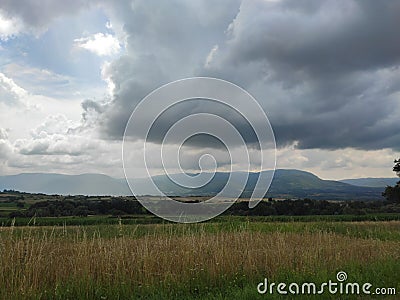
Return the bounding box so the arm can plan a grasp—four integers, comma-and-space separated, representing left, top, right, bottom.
0, 0, 399, 180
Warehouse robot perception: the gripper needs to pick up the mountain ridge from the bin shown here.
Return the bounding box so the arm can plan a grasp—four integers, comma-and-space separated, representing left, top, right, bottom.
0, 169, 386, 200
339, 177, 398, 188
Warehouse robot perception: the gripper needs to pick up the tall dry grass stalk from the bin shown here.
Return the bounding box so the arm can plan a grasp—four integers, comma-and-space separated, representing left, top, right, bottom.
0, 225, 399, 297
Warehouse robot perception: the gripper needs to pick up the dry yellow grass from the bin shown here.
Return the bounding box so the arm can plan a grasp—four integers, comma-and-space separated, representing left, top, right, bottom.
0, 225, 399, 298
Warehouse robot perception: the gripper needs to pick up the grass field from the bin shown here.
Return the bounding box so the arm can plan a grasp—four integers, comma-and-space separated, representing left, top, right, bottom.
2, 213, 400, 227
1, 219, 400, 299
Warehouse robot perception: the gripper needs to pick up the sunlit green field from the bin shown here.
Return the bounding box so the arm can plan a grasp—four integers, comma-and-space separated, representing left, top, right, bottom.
1, 219, 400, 299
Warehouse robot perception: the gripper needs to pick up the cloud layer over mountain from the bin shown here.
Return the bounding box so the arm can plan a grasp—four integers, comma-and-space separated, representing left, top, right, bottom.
0, 0, 399, 179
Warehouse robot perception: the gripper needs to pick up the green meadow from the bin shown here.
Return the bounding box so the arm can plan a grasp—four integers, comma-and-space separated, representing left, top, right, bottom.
1, 218, 399, 299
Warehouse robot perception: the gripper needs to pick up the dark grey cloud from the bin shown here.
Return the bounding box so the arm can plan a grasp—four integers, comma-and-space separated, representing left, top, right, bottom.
220, 0, 400, 78
11, 0, 394, 152
144, 99, 259, 148
0, 0, 95, 29
100, 0, 241, 139
201, 0, 400, 150
101, 54, 169, 138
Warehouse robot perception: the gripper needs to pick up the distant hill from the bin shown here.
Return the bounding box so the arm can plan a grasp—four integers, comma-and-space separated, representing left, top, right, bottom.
265, 170, 383, 200
0, 169, 385, 200
340, 178, 399, 188
132, 169, 383, 200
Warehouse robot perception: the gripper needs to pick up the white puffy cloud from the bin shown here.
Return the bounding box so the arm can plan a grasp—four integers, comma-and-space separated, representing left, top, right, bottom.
0, 128, 13, 174
74, 32, 121, 56
0, 128, 8, 140
4, 112, 124, 177
15, 113, 92, 156
0, 72, 28, 106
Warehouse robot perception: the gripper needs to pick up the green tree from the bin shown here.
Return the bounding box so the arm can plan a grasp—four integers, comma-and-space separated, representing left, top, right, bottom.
383, 159, 400, 203
393, 159, 400, 177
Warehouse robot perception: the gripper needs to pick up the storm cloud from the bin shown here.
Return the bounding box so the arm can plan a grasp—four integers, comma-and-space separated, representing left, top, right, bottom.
0, 0, 95, 29
98, 0, 400, 151
0, 0, 399, 179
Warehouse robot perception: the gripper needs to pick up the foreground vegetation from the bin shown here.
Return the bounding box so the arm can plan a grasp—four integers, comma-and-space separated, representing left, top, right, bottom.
2, 213, 400, 227
1, 220, 399, 299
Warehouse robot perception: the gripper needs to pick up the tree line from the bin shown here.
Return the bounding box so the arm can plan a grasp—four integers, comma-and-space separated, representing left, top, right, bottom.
9, 197, 400, 218
9, 198, 147, 218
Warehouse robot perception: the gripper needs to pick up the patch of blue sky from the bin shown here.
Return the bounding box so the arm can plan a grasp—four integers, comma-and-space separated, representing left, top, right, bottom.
2, 7, 112, 84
